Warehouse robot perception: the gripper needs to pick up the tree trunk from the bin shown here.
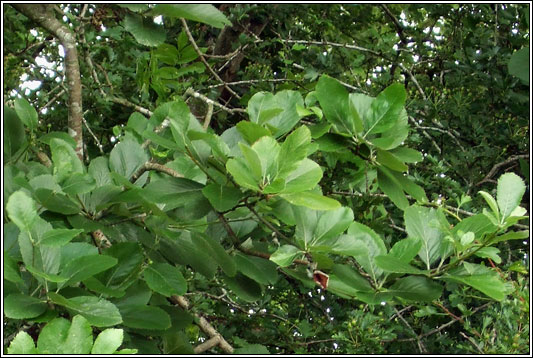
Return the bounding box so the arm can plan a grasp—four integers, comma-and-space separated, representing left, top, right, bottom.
12, 4, 84, 160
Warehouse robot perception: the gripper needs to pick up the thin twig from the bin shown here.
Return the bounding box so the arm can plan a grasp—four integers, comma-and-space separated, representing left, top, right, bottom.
408, 116, 442, 154
185, 87, 246, 114
459, 332, 484, 353
81, 114, 104, 154
203, 103, 213, 130
476, 154, 529, 186
180, 18, 241, 99
393, 307, 427, 353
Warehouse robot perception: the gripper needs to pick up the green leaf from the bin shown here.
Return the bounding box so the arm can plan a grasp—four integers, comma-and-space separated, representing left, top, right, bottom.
123, 13, 166, 47
144, 263, 187, 297
236, 121, 272, 144
279, 125, 312, 172
202, 183, 244, 212
26, 266, 67, 283
375, 255, 428, 274
281, 159, 322, 193
4, 105, 27, 160
34, 188, 81, 215
453, 214, 497, 240
508, 47, 529, 84
6, 190, 37, 232
4, 294, 47, 319
40, 228, 84, 247
109, 138, 148, 180
92, 329, 123, 354
149, 4, 231, 28
388, 237, 422, 263
99, 242, 144, 290
387, 276, 443, 302
316, 75, 354, 135
490, 230, 529, 244
222, 273, 263, 302
226, 158, 260, 191
377, 149, 408, 172
270, 245, 302, 267
37, 315, 93, 354
496, 173, 526, 221
59, 254, 118, 288
364, 83, 406, 136
252, 136, 281, 181
442, 262, 509, 301
4, 254, 23, 283
474, 247, 502, 264
328, 264, 373, 297
311, 206, 354, 246
247, 92, 280, 125
234, 344, 270, 354
345, 222, 387, 282
38, 131, 77, 149
7, 331, 38, 354
197, 234, 236, 277
50, 138, 84, 183
235, 253, 278, 285
83, 277, 125, 298
120, 304, 172, 330
268, 90, 305, 136
117, 4, 148, 12
478, 190, 500, 221
404, 205, 446, 269
390, 147, 423, 163
48, 292, 122, 327
280, 191, 341, 210
377, 166, 409, 210
14, 97, 38, 131
61, 173, 96, 195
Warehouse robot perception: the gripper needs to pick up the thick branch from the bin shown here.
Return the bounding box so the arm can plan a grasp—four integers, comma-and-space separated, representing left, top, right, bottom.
170, 295, 234, 353
14, 4, 84, 160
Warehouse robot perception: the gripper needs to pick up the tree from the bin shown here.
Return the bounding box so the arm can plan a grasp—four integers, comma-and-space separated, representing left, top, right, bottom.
3, 3, 530, 354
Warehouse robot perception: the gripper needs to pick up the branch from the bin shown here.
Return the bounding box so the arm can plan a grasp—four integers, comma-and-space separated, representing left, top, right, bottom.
180, 18, 241, 100
81, 111, 104, 154
282, 39, 381, 56
14, 4, 84, 160
185, 87, 246, 114
130, 162, 184, 182
408, 116, 442, 154
170, 295, 234, 354
416, 125, 466, 152
459, 332, 484, 354
380, 4, 408, 45
476, 154, 529, 186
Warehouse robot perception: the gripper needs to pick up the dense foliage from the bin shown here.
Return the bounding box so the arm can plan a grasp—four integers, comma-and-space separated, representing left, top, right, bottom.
3, 3, 530, 354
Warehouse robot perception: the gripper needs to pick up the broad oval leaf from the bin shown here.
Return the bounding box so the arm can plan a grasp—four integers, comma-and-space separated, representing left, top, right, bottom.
280, 191, 341, 210
37, 315, 93, 354
14, 97, 38, 131
6, 190, 38, 232
119, 305, 171, 330
91, 328, 124, 354
7, 331, 37, 354
316, 75, 354, 135
202, 183, 244, 212
144, 263, 187, 297
4, 294, 47, 319
387, 276, 443, 302
149, 4, 231, 28
364, 83, 406, 136
123, 13, 166, 47
48, 293, 122, 327
496, 172, 526, 221
269, 245, 302, 267
59, 254, 118, 288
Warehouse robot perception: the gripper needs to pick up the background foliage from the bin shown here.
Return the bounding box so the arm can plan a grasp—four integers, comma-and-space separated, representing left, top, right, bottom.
3, 3, 530, 354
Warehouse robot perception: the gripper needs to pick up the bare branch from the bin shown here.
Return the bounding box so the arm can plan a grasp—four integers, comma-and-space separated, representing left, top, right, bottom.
180, 18, 241, 100
476, 154, 529, 186
185, 88, 246, 114
171, 295, 234, 354
131, 162, 184, 182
